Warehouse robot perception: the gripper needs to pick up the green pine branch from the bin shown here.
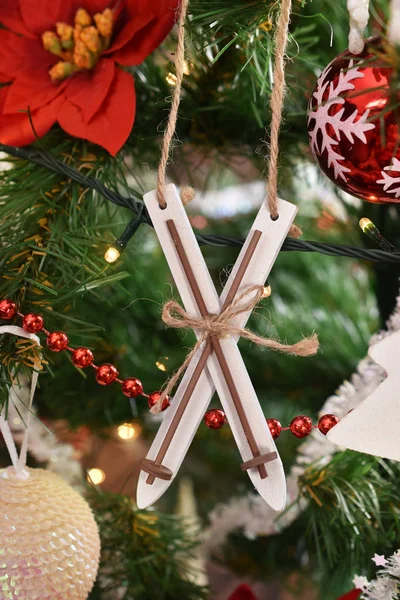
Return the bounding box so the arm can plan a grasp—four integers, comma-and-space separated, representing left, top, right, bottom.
88, 490, 208, 600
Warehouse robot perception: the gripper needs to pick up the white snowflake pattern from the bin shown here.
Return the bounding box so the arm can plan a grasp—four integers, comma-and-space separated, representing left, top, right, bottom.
308, 60, 375, 181
377, 157, 400, 198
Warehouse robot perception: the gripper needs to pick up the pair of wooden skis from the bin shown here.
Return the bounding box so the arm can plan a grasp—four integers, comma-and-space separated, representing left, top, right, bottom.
137, 184, 297, 511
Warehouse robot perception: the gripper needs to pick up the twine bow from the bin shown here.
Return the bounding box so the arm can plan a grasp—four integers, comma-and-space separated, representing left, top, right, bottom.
151, 286, 318, 414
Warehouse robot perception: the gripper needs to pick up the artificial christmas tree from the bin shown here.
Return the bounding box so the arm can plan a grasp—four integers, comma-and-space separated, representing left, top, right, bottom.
1, 0, 400, 599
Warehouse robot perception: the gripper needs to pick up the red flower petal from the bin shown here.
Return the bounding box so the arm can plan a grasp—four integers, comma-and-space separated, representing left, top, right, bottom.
58, 67, 135, 155
19, 0, 75, 36
65, 59, 115, 124
104, 12, 153, 59
124, 0, 180, 18
0, 29, 53, 81
0, 88, 62, 146
110, 12, 178, 66
3, 67, 66, 115
105, 0, 179, 65
0, 0, 36, 38
83, 0, 110, 12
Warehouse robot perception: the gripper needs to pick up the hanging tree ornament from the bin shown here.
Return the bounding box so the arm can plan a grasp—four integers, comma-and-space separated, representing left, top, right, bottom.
0, 325, 100, 600
136, 185, 317, 511
307, 36, 400, 203
327, 328, 400, 461
136, 0, 318, 510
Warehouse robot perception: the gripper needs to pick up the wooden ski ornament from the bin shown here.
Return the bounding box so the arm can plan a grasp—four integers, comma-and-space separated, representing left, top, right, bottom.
137, 184, 297, 511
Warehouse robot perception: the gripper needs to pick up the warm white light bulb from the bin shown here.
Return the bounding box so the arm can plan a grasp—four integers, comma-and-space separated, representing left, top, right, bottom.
118, 423, 136, 440
104, 246, 120, 263
359, 217, 372, 232
87, 468, 106, 485
262, 285, 272, 298
166, 72, 177, 86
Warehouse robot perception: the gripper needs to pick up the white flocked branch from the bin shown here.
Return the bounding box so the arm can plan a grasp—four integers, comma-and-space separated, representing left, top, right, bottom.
388, 0, 400, 44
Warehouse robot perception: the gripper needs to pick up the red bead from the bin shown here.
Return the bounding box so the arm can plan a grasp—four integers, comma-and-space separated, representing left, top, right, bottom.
204, 409, 226, 429
0, 299, 16, 320
72, 347, 94, 369
96, 363, 119, 385
318, 413, 340, 435
267, 418, 282, 440
122, 377, 143, 398
148, 391, 170, 412
22, 313, 44, 333
47, 331, 69, 352
308, 37, 400, 204
290, 415, 313, 438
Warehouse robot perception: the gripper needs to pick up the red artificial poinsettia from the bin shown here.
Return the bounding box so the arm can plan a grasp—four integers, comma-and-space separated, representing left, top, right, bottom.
0, 0, 179, 155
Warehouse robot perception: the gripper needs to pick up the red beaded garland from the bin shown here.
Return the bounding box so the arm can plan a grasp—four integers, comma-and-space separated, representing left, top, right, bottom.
204, 409, 226, 429
307, 37, 400, 204
290, 415, 313, 438
267, 418, 282, 440
22, 313, 44, 333
0, 299, 16, 320
318, 413, 340, 435
122, 377, 143, 398
96, 363, 119, 385
72, 347, 94, 369
148, 391, 170, 412
0, 300, 342, 433
47, 331, 69, 352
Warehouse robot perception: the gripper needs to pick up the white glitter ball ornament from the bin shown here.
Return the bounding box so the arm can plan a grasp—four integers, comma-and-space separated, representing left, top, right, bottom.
0, 467, 100, 600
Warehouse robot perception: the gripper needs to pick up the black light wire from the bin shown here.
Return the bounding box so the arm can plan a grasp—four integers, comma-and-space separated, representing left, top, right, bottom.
1, 143, 400, 264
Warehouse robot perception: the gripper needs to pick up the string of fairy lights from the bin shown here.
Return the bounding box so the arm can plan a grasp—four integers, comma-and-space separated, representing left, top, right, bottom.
0, 144, 399, 265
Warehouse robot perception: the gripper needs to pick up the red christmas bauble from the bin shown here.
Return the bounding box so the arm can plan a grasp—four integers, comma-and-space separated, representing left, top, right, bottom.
72, 347, 94, 369
318, 413, 340, 435
307, 37, 400, 203
204, 409, 226, 429
267, 418, 282, 439
148, 392, 170, 412
0, 299, 16, 320
121, 377, 143, 398
96, 363, 119, 385
22, 313, 44, 333
337, 591, 361, 600
290, 415, 313, 438
47, 331, 69, 352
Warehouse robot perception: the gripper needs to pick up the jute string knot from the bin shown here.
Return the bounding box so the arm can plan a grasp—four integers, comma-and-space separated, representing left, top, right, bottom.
151, 286, 319, 414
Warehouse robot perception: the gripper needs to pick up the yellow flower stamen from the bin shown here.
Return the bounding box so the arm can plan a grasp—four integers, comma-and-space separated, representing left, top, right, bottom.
94, 8, 113, 38
73, 38, 94, 69
79, 26, 101, 54
49, 61, 75, 82
42, 7, 115, 82
75, 8, 92, 27
42, 31, 62, 56
56, 22, 74, 49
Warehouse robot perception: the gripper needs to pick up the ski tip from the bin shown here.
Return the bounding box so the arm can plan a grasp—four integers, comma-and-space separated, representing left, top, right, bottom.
136, 471, 171, 509
249, 460, 287, 512
268, 494, 287, 513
